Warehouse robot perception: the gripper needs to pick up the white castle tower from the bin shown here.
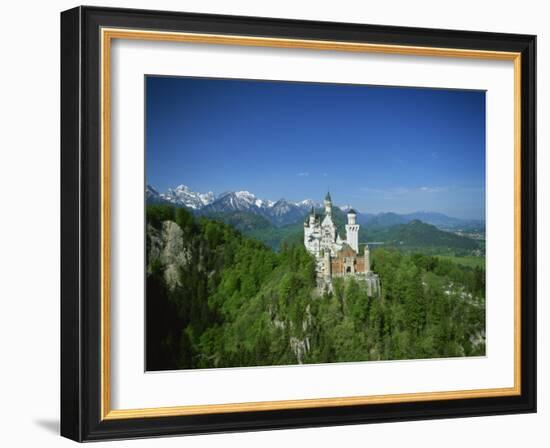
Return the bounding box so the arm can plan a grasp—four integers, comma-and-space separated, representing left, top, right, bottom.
345, 209, 359, 253
320, 192, 337, 255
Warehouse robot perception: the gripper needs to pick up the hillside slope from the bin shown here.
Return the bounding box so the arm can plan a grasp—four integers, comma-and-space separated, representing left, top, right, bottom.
145, 204, 486, 371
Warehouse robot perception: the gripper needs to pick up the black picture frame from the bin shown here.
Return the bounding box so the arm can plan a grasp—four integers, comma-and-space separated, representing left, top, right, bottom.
61, 5, 536, 442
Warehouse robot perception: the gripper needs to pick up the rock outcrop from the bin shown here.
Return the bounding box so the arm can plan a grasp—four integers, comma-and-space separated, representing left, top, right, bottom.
147, 221, 191, 290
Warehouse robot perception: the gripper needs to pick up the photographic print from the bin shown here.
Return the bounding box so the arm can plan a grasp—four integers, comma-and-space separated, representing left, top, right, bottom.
145, 76, 486, 371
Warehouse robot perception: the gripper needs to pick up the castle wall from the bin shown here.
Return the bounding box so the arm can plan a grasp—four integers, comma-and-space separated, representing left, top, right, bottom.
323, 251, 332, 284
331, 253, 366, 274
331, 258, 342, 275
364, 248, 371, 273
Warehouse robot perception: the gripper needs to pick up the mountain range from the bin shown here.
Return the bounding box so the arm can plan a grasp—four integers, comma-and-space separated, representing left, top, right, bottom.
146, 184, 484, 230
147, 184, 321, 227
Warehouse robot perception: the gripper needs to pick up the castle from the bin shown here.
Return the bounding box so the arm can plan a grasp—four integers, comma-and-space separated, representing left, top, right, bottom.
304, 192, 380, 296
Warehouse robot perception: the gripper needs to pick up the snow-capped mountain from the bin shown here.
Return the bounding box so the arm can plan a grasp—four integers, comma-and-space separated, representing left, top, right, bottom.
147, 184, 321, 226
295, 199, 319, 210
201, 191, 265, 214
158, 184, 215, 209
201, 192, 319, 226
267, 199, 308, 226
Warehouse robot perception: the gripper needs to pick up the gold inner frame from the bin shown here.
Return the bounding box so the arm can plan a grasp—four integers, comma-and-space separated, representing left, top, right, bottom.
100, 27, 522, 420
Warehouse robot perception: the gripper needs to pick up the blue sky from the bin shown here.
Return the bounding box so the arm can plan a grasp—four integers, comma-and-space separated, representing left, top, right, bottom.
146, 76, 485, 220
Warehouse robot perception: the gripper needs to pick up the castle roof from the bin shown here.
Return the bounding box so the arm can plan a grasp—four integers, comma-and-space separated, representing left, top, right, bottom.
347, 208, 357, 215
336, 243, 358, 257
325, 191, 332, 202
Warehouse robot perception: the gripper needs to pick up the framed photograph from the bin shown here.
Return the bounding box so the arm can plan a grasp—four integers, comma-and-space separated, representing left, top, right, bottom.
60, 6, 536, 442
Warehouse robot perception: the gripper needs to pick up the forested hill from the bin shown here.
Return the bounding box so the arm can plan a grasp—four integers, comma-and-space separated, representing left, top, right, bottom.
362, 220, 479, 250
146, 204, 316, 370
146, 204, 486, 371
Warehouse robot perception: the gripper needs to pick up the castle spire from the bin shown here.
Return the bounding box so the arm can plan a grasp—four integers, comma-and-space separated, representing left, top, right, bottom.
324, 191, 332, 215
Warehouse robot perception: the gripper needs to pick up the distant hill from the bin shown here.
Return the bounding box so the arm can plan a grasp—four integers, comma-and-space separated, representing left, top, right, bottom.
401, 212, 484, 231
248, 222, 304, 250
200, 211, 272, 234
358, 212, 407, 228
357, 211, 484, 231
365, 220, 479, 250
198, 211, 304, 250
